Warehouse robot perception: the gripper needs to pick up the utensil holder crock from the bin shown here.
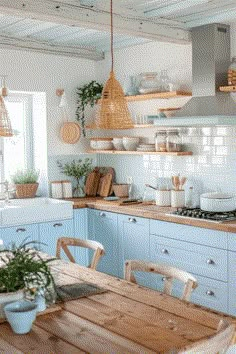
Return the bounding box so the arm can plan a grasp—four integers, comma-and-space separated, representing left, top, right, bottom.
155, 190, 171, 206
171, 190, 185, 207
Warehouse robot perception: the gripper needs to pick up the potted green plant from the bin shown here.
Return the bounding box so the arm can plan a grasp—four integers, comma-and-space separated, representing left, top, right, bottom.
11, 169, 39, 198
0, 240, 55, 318
57, 158, 93, 197
76, 80, 103, 137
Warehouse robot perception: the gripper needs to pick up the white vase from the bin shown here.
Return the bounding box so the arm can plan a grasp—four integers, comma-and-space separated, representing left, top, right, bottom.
0, 289, 24, 318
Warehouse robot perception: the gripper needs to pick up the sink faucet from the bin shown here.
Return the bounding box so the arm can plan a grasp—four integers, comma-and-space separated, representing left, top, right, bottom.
0, 181, 12, 203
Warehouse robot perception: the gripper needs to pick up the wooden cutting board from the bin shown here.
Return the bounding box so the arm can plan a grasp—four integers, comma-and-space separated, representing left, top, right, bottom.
85, 168, 101, 196
98, 173, 113, 197
97, 167, 115, 197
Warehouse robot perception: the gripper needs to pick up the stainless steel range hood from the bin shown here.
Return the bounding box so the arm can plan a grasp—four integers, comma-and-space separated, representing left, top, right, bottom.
152, 24, 236, 126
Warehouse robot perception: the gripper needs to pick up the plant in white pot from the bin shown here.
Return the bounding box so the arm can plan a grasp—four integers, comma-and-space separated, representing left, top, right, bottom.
0, 240, 55, 318
11, 169, 39, 198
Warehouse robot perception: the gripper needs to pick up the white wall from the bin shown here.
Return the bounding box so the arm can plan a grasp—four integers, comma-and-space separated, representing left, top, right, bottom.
0, 48, 96, 157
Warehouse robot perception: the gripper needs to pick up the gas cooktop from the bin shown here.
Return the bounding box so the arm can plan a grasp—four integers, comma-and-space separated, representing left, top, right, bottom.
167, 208, 236, 223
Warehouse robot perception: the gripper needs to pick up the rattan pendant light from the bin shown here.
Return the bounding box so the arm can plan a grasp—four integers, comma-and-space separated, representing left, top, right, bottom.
0, 76, 13, 137
96, 0, 134, 130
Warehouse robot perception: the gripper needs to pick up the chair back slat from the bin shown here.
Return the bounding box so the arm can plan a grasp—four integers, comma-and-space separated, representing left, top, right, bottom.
56, 237, 105, 270
124, 260, 198, 301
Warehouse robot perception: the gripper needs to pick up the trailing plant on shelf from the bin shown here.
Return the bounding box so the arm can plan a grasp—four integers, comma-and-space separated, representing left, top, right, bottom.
57, 158, 93, 197
76, 80, 103, 137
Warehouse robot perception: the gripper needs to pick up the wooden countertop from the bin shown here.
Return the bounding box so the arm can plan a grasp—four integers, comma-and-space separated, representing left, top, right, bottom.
66, 197, 236, 233
1, 259, 235, 353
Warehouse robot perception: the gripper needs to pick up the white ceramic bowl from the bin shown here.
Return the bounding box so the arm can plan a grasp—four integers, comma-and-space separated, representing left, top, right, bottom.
122, 137, 140, 144
90, 139, 113, 150
113, 142, 125, 151
123, 141, 139, 151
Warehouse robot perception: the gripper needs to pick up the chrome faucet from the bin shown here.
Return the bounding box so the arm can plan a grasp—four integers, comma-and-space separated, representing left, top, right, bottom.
0, 181, 12, 203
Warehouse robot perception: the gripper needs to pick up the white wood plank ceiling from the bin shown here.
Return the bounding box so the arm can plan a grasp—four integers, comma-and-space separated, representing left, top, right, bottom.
0, 0, 235, 60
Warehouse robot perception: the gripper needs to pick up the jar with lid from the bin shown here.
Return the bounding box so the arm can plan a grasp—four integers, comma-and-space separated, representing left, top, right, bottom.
155, 130, 167, 152
166, 130, 182, 152
228, 57, 236, 85
138, 72, 159, 94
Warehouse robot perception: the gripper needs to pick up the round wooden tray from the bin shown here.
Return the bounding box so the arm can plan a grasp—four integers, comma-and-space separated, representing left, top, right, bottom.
60, 122, 81, 144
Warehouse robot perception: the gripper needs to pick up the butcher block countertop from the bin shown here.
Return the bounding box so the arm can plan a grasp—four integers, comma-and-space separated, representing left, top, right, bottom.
67, 197, 236, 233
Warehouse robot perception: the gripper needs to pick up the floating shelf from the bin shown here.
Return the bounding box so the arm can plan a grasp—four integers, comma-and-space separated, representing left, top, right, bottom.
86, 124, 154, 129
219, 86, 236, 92
96, 91, 192, 104
87, 150, 192, 156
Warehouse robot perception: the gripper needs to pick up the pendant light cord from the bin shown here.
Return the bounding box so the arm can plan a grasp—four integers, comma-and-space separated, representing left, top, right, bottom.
110, 0, 114, 72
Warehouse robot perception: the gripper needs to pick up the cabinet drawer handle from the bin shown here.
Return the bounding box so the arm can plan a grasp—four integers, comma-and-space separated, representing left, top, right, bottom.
206, 290, 215, 297
206, 259, 215, 265
161, 276, 166, 282
161, 248, 169, 254
128, 217, 136, 223
53, 223, 62, 227
99, 212, 106, 217
16, 228, 26, 233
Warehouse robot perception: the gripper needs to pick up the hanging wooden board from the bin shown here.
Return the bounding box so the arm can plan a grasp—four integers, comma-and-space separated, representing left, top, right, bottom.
60, 122, 81, 144
85, 168, 101, 196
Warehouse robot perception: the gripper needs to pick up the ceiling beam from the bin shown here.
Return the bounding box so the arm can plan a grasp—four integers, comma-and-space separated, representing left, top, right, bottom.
0, 0, 191, 44
0, 34, 104, 60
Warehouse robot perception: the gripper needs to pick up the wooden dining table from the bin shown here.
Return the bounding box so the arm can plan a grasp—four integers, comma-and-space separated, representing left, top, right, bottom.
0, 259, 236, 354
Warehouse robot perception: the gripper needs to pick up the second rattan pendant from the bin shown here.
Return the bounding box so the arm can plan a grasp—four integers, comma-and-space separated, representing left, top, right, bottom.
96, 0, 133, 130
0, 96, 13, 137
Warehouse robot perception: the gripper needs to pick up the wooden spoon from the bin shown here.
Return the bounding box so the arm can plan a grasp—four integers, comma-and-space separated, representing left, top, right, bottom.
179, 177, 187, 190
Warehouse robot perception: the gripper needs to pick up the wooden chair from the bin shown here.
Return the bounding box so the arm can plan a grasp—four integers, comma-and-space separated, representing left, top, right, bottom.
178, 319, 235, 353
124, 259, 198, 301
56, 237, 105, 270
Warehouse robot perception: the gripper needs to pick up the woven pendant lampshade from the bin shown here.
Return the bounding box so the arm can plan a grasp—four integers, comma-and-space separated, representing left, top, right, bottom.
0, 95, 13, 137
96, 0, 134, 130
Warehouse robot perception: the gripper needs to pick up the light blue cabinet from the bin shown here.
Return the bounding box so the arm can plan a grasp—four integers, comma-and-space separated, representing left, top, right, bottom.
0, 224, 39, 249
39, 219, 73, 258
73, 208, 88, 266
118, 214, 152, 286
88, 209, 119, 277
228, 250, 236, 315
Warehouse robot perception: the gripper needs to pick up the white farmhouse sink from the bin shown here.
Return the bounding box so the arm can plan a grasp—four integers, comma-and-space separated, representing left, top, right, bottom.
0, 198, 73, 226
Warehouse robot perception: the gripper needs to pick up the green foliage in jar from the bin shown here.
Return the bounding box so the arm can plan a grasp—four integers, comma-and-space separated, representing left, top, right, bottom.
76, 80, 103, 137
0, 239, 55, 294
57, 158, 93, 182
11, 169, 39, 184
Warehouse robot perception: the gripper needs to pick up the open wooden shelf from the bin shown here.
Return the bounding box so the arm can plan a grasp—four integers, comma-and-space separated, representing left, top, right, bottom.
87, 150, 192, 156
219, 86, 236, 92
86, 124, 154, 129
96, 91, 192, 104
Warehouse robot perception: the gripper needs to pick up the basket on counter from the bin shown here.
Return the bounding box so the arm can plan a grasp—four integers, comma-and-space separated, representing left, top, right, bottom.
112, 184, 129, 198
15, 183, 39, 198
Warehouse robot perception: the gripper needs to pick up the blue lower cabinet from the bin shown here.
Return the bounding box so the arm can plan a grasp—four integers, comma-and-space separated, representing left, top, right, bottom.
73, 208, 88, 266
118, 214, 150, 281
228, 251, 236, 315
39, 219, 73, 258
1, 224, 39, 249
88, 209, 119, 277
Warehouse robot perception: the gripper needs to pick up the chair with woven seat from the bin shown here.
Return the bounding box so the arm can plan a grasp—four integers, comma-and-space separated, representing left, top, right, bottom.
56, 237, 105, 270
124, 259, 198, 301
178, 319, 235, 353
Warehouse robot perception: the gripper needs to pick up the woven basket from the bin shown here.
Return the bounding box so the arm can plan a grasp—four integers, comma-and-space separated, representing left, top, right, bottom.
15, 183, 39, 198
228, 69, 236, 85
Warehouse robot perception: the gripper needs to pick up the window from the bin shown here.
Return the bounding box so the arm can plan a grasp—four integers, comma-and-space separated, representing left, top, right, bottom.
0, 93, 33, 183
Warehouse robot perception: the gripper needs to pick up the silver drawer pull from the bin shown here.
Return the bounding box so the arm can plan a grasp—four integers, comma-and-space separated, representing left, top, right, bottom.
128, 217, 137, 223
161, 248, 169, 254
206, 259, 215, 265
206, 290, 215, 296
161, 276, 166, 282
53, 223, 62, 227
99, 212, 106, 217
16, 228, 26, 233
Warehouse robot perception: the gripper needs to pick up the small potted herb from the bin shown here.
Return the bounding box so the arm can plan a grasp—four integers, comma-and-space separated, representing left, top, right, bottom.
11, 169, 39, 198
0, 240, 56, 318
76, 80, 103, 137
57, 158, 93, 197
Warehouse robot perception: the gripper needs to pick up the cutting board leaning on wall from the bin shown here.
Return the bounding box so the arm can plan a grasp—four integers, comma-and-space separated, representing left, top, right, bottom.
85, 167, 115, 197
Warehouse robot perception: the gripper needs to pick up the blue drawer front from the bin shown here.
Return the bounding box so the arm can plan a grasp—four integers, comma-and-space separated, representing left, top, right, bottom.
150, 235, 227, 281
227, 233, 236, 251
1, 224, 39, 249
150, 219, 227, 249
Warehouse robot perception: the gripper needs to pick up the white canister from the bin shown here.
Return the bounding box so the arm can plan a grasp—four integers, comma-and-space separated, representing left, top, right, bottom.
62, 180, 72, 198
155, 190, 171, 206
171, 190, 185, 208
51, 181, 63, 199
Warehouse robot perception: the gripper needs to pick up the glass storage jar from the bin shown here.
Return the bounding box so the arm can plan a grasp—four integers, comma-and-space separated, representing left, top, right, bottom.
166, 129, 182, 152
228, 57, 236, 85
155, 130, 167, 152
138, 72, 160, 94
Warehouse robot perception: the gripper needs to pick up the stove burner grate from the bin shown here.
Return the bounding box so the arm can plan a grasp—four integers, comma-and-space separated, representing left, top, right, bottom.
169, 208, 236, 222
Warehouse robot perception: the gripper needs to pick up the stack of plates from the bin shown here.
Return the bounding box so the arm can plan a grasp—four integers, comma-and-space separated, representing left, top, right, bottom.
136, 144, 155, 152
